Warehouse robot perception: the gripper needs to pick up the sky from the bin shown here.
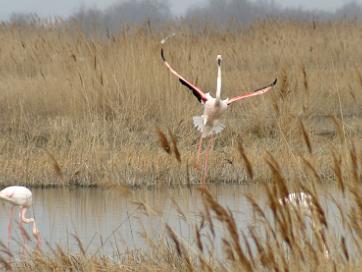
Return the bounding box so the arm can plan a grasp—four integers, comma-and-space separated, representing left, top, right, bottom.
0, 0, 360, 20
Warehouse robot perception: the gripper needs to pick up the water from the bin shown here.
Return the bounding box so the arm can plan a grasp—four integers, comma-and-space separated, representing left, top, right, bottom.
0, 184, 351, 258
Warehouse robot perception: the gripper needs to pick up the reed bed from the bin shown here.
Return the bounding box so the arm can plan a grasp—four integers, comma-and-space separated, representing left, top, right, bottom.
0, 19, 360, 187
1, 143, 361, 271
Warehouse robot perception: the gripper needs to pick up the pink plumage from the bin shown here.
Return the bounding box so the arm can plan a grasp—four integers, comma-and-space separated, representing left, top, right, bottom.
0, 185, 40, 246
161, 41, 276, 185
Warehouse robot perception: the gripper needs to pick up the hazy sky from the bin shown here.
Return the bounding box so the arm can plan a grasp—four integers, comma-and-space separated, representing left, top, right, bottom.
0, 0, 360, 20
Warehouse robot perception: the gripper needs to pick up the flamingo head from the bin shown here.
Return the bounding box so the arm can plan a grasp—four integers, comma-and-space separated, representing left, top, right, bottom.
217, 55, 222, 65
32, 221, 40, 239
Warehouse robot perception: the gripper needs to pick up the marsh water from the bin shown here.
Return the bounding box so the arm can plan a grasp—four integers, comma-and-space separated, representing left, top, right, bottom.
0, 184, 351, 258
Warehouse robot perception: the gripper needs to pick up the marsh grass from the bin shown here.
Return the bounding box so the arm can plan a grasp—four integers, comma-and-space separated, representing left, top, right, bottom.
2, 144, 361, 271
0, 19, 361, 271
0, 20, 360, 187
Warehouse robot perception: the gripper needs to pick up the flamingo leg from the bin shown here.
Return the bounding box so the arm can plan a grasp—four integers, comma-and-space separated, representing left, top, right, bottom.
194, 135, 203, 170
20, 207, 41, 247
7, 206, 14, 248
19, 207, 27, 243
19, 207, 30, 256
201, 135, 215, 186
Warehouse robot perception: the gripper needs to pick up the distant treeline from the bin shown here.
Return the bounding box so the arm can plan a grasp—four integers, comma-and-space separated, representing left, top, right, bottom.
5, 0, 362, 34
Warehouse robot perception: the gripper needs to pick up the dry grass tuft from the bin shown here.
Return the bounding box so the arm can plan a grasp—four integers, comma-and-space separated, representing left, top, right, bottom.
44, 149, 63, 178
168, 128, 181, 163
298, 118, 313, 154
156, 128, 171, 154
0, 19, 359, 189
237, 139, 254, 179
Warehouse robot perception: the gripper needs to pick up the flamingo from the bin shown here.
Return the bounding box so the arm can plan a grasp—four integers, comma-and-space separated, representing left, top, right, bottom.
0, 186, 40, 247
279, 192, 329, 258
161, 41, 277, 183
279, 192, 313, 209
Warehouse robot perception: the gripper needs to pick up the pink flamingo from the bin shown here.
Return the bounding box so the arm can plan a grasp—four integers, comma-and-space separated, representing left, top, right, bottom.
0, 186, 40, 247
161, 43, 276, 184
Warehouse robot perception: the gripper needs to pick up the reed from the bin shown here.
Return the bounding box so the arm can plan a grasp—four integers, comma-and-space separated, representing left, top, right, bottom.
0, 19, 359, 189
1, 145, 361, 271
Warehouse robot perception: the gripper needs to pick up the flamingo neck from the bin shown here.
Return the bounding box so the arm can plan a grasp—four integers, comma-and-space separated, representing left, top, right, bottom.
21, 207, 40, 238
216, 55, 222, 101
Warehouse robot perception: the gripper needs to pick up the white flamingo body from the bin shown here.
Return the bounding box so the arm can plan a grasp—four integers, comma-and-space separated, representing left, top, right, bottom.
0, 186, 40, 245
279, 192, 312, 210
0, 186, 33, 207
161, 41, 276, 183
194, 94, 228, 138
161, 48, 276, 137
279, 192, 329, 258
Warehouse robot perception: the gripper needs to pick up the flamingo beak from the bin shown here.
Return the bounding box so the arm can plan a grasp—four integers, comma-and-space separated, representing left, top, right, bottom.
217, 55, 222, 65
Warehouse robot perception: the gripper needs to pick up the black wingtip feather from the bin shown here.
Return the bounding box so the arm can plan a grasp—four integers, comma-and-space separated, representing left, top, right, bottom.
252, 78, 278, 93
179, 78, 203, 103
161, 48, 166, 61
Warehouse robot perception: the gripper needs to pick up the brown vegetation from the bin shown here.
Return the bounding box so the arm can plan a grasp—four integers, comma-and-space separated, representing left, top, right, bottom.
3, 147, 362, 270
0, 20, 360, 187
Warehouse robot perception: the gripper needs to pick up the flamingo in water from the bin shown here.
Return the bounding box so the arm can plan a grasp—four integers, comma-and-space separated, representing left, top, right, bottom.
161, 39, 277, 183
0, 186, 40, 246
279, 192, 329, 258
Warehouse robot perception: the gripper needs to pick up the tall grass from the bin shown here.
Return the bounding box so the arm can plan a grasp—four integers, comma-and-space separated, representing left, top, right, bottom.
0, 20, 360, 187
2, 144, 361, 271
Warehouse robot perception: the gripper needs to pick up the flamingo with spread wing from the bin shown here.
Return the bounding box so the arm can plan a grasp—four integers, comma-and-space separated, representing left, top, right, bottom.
161, 38, 276, 184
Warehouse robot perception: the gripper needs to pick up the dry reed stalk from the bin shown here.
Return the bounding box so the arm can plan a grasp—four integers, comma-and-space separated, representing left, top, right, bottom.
199, 188, 253, 271
156, 128, 171, 154
195, 226, 203, 253
333, 199, 347, 228
44, 148, 63, 178
19, 223, 31, 242
264, 152, 289, 199
72, 234, 86, 257
265, 239, 279, 272
279, 69, 290, 101
0, 242, 13, 258
186, 161, 192, 191
168, 128, 181, 163
166, 225, 194, 272
298, 118, 312, 154
55, 245, 71, 267
237, 140, 254, 179
201, 197, 215, 238
332, 151, 345, 194
264, 182, 296, 254
222, 238, 236, 261
330, 116, 345, 143
301, 64, 309, 93
171, 198, 187, 221
300, 185, 327, 228
245, 194, 277, 241
0, 256, 11, 271
304, 240, 319, 267
341, 236, 349, 261
350, 141, 359, 184
249, 227, 272, 269
301, 157, 321, 183
199, 257, 213, 272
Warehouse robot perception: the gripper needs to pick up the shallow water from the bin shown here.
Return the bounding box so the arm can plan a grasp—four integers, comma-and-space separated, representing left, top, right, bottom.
0, 184, 350, 258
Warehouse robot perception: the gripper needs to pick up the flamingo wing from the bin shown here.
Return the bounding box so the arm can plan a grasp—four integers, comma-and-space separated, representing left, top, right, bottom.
227, 78, 277, 105
161, 49, 208, 104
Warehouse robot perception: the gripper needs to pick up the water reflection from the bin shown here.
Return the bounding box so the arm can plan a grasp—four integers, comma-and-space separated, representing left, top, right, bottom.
0, 184, 347, 257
